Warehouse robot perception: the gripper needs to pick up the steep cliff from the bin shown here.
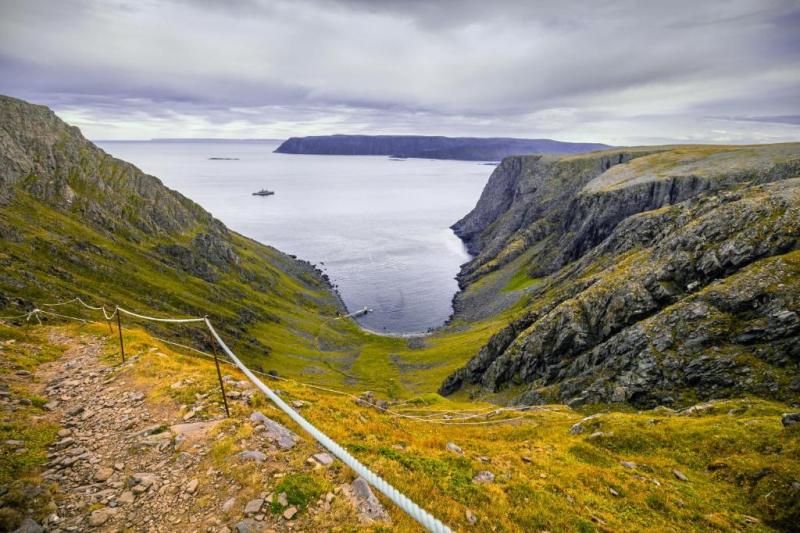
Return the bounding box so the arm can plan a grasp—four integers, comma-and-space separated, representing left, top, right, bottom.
443, 143, 800, 407
452, 148, 660, 283
274, 134, 609, 160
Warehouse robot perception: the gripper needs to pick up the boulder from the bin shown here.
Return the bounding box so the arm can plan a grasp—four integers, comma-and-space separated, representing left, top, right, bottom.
222, 497, 236, 513
473, 471, 495, 484
312, 452, 334, 466
446, 442, 463, 455
781, 413, 800, 427
244, 498, 264, 514
94, 467, 114, 482
12, 518, 43, 533
347, 477, 390, 523
249, 411, 298, 449
88, 508, 116, 527
237, 450, 267, 463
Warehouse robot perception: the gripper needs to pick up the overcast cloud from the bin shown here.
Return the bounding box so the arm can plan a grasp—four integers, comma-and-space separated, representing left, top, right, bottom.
0, 0, 798, 143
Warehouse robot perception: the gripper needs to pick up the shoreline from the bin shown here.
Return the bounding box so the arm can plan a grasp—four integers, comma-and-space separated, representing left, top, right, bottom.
320, 228, 474, 339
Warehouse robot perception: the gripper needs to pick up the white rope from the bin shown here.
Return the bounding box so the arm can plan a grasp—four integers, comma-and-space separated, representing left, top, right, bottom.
0, 311, 34, 320
266, 374, 526, 425
116, 306, 206, 324
41, 297, 118, 320
42, 297, 98, 310
37, 309, 93, 324
31, 298, 530, 427
41, 297, 198, 323
41, 297, 83, 308
205, 318, 452, 533
76, 297, 105, 311
397, 405, 561, 421
22, 296, 506, 528
152, 336, 219, 359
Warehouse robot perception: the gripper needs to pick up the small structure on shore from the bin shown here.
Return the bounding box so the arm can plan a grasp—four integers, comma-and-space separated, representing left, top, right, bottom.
335, 307, 372, 320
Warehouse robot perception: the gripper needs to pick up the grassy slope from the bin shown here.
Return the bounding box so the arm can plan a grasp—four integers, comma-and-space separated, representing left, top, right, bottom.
3, 322, 798, 531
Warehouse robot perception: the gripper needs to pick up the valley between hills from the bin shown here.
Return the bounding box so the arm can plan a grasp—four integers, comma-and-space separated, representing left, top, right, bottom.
1, 94, 799, 532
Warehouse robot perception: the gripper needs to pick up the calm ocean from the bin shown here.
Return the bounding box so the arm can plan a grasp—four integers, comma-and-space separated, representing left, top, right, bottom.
98, 141, 490, 334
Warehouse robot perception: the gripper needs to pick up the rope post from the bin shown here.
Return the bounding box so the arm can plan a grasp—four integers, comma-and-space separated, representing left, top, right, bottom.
207, 323, 230, 418
116, 310, 125, 363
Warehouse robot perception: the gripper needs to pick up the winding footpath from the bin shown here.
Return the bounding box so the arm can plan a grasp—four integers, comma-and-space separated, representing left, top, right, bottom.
27, 330, 386, 532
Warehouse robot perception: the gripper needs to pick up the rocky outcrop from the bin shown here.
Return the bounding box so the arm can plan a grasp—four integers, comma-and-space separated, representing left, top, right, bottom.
156, 230, 240, 282
274, 134, 609, 161
0, 95, 212, 236
454, 145, 800, 285
452, 149, 658, 285
556, 155, 800, 269
451, 156, 532, 256
0, 95, 255, 292
443, 143, 800, 407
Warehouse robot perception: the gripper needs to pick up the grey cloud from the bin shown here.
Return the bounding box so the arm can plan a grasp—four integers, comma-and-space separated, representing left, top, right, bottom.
0, 0, 797, 143
713, 115, 800, 125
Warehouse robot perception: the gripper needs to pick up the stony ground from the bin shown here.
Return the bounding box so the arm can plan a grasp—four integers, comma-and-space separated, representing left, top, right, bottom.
10, 329, 388, 532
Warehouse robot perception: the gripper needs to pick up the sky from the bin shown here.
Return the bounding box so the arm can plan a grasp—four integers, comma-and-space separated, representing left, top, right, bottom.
0, 0, 799, 144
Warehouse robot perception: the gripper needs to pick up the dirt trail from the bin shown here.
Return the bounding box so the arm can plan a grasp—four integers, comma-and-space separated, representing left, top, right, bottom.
36, 331, 227, 531
30, 329, 380, 532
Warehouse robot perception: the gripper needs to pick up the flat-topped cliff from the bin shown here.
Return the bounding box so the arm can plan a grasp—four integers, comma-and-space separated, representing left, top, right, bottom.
274, 134, 610, 161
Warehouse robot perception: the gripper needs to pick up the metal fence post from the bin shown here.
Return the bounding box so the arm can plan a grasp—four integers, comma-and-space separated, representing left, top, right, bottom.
116, 311, 125, 363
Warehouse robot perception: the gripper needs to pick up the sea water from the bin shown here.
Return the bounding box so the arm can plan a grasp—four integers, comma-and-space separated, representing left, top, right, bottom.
98, 140, 490, 334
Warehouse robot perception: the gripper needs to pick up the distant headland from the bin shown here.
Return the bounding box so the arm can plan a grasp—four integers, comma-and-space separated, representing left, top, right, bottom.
274, 134, 610, 161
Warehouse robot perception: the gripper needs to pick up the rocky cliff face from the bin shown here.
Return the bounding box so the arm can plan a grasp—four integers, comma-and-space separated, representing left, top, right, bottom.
0, 96, 216, 237
443, 144, 800, 407
451, 149, 658, 284
0, 95, 251, 282
274, 134, 609, 161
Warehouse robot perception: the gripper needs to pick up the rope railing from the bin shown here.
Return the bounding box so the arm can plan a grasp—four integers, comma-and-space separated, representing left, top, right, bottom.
116, 306, 206, 324
43, 297, 118, 320
0, 309, 43, 325
13, 296, 454, 532
4, 299, 536, 424
0, 311, 36, 320
205, 318, 452, 533
37, 309, 93, 324
41, 297, 84, 308
151, 335, 528, 426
